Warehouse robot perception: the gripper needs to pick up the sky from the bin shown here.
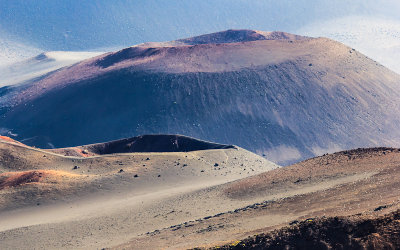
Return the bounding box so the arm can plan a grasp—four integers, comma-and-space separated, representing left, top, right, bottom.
1, 0, 400, 71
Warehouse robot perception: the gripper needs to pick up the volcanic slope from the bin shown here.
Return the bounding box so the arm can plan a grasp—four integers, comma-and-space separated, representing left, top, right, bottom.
213, 209, 400, 249
115, 147, 400, 249
0, 135, 278, 249
2, 29, 400, 164
2, 136, 400, 249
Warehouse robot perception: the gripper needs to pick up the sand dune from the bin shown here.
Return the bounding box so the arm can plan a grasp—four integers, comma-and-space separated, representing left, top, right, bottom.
115, 148, 400, 249
1, 135, 400, 249
0, 135, 278, 249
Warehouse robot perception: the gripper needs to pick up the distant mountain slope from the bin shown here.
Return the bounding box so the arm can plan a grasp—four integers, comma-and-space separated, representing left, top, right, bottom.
1, 30, 400, 164
298, 16, 400, 74
0, 51, 103, 87
2, 1, 400, 76
0, 37, 41, 67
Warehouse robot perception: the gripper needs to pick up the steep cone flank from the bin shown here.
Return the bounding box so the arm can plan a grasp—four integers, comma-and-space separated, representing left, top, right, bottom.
1, 29, 400, 164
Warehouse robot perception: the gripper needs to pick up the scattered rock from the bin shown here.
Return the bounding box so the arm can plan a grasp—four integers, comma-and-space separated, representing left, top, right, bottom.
73, 166, 79, 170
374, 205, 388, 211
134, 174, 139, 178
119, 169, 124, 173
214, 163, 219, 167
158, 175, 161, 177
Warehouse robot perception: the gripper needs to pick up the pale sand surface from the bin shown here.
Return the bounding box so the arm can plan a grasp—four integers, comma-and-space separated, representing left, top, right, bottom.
0, 138, 277, 249
1, 137, 400, 249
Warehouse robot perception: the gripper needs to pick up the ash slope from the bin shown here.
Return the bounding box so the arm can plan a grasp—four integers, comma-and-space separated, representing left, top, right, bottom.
116, 147, 400, 249
2, 29, 400, 164
2, 135, 400, 250
0, 135, 278, 249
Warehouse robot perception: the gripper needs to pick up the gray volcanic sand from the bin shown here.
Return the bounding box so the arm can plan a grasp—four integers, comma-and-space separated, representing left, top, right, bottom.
0, 136, 277, 249
116, 148, 400, 249
1, 136, 400, 249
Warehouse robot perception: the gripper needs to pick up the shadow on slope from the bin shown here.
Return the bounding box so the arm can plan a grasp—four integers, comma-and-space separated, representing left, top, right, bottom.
50, 134, 235, 157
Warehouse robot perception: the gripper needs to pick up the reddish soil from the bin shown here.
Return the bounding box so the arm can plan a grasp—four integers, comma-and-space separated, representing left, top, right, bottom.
0, 171, 54, 190
0, 136, 25, 146
0, 170, 78, 190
